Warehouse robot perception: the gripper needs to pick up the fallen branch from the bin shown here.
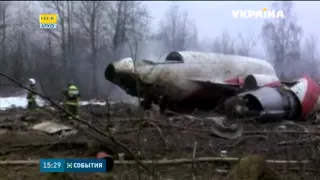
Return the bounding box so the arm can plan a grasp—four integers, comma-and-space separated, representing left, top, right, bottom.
192, 141, 197, 180
143, 119, 320, 136
144, 120, 168, 146
226, 135, 268, 148
216, 167, 318, 174
278, 137, 320, 146
3, 141, 88, 150
280, 121, 310, 132
97, 116, 320, 137
0, 157, 310, 165
243, 130, 320, 136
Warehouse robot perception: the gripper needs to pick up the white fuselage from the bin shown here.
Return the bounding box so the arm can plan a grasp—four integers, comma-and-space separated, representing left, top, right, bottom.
134, 54, 276, 101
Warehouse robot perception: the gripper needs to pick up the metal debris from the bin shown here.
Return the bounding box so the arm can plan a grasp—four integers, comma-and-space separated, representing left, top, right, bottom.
205, 116, 226, 126
31, 121, 77, 135
220, 150, 227, 157
210, 123, 243, 140
277, 125, 287, 130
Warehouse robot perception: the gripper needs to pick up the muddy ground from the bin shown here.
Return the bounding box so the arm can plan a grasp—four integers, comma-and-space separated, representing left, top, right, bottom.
0, 103, 319, 180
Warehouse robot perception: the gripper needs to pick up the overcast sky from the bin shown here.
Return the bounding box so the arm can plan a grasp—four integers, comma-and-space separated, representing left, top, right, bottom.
145, 1, 319, 42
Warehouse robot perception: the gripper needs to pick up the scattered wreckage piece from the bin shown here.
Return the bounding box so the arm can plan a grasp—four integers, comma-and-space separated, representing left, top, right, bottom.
156, 114, 243, 140
31, 121, 78, 136
210, 123, 243, 140
225, 75, 320, 121
105, 51, 280, 112
275, 121, 310, 132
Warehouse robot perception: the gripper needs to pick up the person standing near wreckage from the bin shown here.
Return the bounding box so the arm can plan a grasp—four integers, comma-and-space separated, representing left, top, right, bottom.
27, 78, 38, 110
63, 82, 80, 119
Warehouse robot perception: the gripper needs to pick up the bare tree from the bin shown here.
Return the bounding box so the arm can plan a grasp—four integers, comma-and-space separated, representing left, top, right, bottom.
157, 3, 198, 52
302, 35, 319, 79
0, 1, 152, 99
212, 31, 235, 54
109, 1, 128, 54
66, 1, 77, 84
43, 1, 70, 86
262, 1, 302, 79
103, 1, 150, 100
0, 1, 9, 90
10, 2, 38, 79
125, 2, 150, 61
74, 1, 104, 96
105, 1, 150, 61
236, 33, 257, 57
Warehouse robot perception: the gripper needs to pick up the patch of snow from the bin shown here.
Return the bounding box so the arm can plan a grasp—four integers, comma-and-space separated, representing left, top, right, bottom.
0, 95, 111, 110
79, 99, 114, 106
0, 95, 46, 110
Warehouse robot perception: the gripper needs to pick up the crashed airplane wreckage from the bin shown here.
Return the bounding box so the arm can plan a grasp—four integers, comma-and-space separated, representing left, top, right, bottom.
104, 51, 320, 121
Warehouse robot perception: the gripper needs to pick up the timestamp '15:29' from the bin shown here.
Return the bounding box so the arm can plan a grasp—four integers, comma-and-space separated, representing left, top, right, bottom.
40, 159, 65, 172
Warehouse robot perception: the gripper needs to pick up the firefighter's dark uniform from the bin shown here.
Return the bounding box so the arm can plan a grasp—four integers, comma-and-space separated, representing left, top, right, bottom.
64, 84, 80, 119
27, 84, 37, 110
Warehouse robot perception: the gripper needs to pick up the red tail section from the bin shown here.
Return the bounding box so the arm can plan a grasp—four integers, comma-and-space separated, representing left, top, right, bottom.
290, 75, 320, 118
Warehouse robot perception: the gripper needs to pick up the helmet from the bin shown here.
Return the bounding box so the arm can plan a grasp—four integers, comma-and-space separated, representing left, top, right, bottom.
29, 78, 36, 85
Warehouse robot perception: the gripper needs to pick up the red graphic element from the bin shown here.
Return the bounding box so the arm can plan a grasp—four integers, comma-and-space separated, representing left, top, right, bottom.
225, 77, 281, 87
225, 77, 244, 85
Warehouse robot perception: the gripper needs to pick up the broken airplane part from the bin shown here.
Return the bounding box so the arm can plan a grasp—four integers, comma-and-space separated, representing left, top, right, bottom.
105, 51, 320, 121
225, 75, 320, 121
104, 51, 282, 113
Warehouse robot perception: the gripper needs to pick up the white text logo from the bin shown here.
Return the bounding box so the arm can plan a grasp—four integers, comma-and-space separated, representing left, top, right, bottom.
232, 8, 284, 19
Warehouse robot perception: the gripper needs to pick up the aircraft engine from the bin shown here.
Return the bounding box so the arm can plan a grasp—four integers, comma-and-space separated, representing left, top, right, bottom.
104, 57, 142, 97
104, 57, 135, 82
225, 75, 320, 121
243, 74, 281, 90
